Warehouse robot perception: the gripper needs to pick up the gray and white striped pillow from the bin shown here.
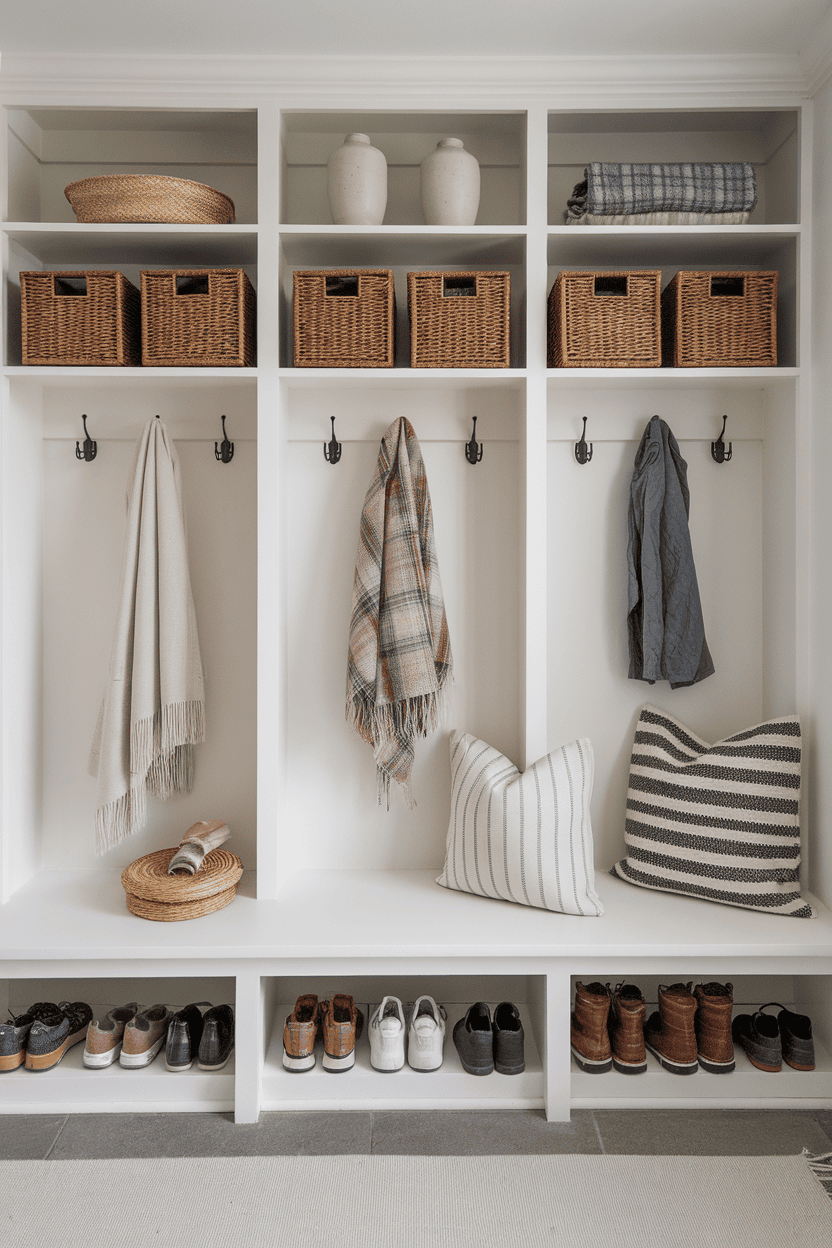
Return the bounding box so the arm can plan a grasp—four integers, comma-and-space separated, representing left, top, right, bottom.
436, 730, 603, 916
611, 705, 815, 918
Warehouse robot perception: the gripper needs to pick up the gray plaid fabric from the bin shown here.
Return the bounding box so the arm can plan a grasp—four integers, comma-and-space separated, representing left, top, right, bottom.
346, 418, 452, 806
566, 162, 757, 222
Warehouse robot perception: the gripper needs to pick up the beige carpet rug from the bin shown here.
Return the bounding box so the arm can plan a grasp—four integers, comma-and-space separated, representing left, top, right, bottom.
2, 1153, 831, 1247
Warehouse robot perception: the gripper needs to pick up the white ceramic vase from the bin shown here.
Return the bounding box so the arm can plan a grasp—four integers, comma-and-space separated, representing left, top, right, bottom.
327, 133, 387, 225
420, 137, 481, 226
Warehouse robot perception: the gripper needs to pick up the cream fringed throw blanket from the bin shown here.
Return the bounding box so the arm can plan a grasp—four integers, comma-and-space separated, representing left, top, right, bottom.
89, 418, 205, 853
346, 417, 452, 807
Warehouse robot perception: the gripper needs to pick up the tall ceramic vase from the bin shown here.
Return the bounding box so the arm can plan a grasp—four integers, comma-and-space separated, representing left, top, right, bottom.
327, 133, 387, 225
420, 138, 481, 226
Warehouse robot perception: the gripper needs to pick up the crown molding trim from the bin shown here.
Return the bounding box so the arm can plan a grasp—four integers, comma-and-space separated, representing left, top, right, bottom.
0, 51, 812, 105
802, 7, 832, 95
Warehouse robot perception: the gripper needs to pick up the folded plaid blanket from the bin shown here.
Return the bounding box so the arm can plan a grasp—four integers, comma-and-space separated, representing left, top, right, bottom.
346, 417, 452, 807
566, 162, 757, 223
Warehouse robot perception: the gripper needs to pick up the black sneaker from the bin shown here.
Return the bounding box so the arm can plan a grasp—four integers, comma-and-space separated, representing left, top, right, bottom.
0, 1003, 59, 1072
25, 1001, 93, 1072
492, 1001, 525, 1075
197, 1004, 234, 1071
166, 1002, 212, 1072
453, 1002, 494, 1076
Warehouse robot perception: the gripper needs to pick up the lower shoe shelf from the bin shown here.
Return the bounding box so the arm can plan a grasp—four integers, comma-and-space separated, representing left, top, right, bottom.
261, 1001, 544, 1111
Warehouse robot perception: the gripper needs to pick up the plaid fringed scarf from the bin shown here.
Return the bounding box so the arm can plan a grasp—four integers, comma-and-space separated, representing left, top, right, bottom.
346, 417, 452, 807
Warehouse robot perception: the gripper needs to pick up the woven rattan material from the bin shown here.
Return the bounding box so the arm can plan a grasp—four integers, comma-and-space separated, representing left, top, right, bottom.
21, 270, 141, 367
141, 269, 256, 367
65, 175, 235, 225
408, 271, 510, 368
661, 270, 778, 367
548, 270, 661, 368
293, 270, 395, 367
121, 846, 243, 922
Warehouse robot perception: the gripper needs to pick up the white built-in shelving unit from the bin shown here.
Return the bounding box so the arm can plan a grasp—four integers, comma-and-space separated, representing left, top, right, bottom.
1, 83, 831, 1124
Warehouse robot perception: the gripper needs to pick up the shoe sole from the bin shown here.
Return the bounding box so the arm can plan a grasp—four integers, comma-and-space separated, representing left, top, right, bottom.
322, 1050, 354, 1073
783, 1057, 815, 1071
742, 1053, 782, 1072
571, 1045, 612, 1074
407, 1062, 443, 1072
25, 1026, 87, 1072
611, 1056, 647, 1075
644, 1040, 698, 1075
495, 1061, 525, 1075
83, 1046, 121, 1068
198, 1050, 233, 1071
282, 1050, 315, 1073
456, 1054, 494, 1076
370, 1061, 406, 1072
697, 1054, 736, 1074
165, 1058, 193, 1072
0, 1052, 25, 1072
119, 1034, 165, 1068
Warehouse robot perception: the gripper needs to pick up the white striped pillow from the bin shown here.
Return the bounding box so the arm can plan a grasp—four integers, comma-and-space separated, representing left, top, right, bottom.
611, 704, 815, 918
436, 730, 603, 916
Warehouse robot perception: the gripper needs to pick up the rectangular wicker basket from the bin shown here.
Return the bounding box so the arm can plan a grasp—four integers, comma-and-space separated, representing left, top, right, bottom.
21, 270, 141, 367
548, 270, 662, 368
140, 268, 256, 367
408, 271, 510, 368
293, 269, 395, 368
661, 270, 778, 367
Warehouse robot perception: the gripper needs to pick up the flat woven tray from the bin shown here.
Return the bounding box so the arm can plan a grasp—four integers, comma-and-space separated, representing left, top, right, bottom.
65, 175, 236, 224
121, 846, 243, 922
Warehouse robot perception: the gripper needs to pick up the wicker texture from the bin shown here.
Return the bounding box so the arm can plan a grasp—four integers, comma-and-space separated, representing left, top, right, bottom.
65, 175, 235, 224
141, 268, 256, 367
408, 271, 510, 368
548, 270, 662, 368
661, 270, 778, 367
121, 846, 243, 922
293, 270, 395, 368
21, 270, 141, 367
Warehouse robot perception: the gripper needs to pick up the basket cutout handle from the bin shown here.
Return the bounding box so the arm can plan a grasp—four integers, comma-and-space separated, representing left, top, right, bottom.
710, 275, 746, 297
176, 275, 210, 296
325, 275, 359, 297
593, 275, 628, 297
54, 276, 88, 297
443, 276, 477, 298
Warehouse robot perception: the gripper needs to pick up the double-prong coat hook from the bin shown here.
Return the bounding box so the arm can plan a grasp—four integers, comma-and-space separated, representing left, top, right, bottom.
324, 416, 342, 464
465, 416, 483, 464
75, 414, 97, 462
214, 414, 234, 464
575, 416, 593, 465
711, 414, 733, 464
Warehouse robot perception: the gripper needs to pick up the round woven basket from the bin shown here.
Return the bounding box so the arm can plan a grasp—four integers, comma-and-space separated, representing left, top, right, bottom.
121, 847, 244, 922
65, 175, 236, 225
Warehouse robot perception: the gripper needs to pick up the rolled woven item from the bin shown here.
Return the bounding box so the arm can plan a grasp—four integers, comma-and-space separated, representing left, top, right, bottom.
168, 820, 231, 876
65, 175, 236, 224
121, 846, 243, 922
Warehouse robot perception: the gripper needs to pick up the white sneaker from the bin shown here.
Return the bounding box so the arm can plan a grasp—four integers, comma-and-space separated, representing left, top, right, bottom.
369, 996, 406, 1072
407, 995, 447, 1072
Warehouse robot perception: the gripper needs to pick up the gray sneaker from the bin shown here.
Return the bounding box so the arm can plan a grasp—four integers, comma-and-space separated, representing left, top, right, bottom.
0, 1003, 60, 1072
25, 1001, 93, 1072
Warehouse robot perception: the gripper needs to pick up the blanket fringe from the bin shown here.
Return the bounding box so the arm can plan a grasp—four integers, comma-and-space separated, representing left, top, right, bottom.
801, 1149, 832, 1200
346, 684, 452, 746
95, 785, 147, 855
130, 701, 205, 774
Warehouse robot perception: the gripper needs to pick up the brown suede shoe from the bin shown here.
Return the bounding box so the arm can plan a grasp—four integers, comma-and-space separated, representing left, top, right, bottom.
644, 982, 698, 1075
694, 981, 735, 1073
608, 983, 647, 1074
320, 994, 364, 1074
282, 994, 322, 1073
570, 981, 612, 1074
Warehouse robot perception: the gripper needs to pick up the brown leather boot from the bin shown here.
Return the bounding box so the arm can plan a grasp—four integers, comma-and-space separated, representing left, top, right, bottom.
608, 982, 647, 1074
694, 981, 735, 1073
570, 981, 611, 1074
644, 982, 698, 1075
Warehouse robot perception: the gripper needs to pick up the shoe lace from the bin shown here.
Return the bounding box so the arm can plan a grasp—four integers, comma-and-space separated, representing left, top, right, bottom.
57, 1001, 91, 1032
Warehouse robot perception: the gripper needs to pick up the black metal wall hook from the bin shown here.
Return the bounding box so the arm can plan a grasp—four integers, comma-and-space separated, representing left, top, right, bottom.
324, 416, 342, 464
712, 414, 733, 464
215, 415, 234, 463
465, 416, 483, 464
75, 414, 97, 462
575, 416, 593, 465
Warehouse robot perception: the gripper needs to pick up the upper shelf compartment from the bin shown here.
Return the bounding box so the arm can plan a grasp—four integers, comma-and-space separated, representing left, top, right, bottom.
279, 111, 526, 227
547, 109, 800, 227
4, 107, 258, 225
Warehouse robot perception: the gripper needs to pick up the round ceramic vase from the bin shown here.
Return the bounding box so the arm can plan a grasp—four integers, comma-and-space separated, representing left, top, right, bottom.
420, 137, 481, 226
327, 133, 387, 225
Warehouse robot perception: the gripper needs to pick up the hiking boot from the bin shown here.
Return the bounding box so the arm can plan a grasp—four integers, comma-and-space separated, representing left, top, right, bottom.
368, 996, 405, 1073
644, 982, 698, 1075
165, 1002, 211, 1072
732, 1003, 782, 1072
25, 1001, 93, 1072
607, 983, 647, 1075
693, 982, 735, 1074
321, 995, 362, 1074
282, 995, 322, 1072
453, 1002, 493, 1076
493, 1001, 525, 1075
407, 996, 447, 1073
570, 981, 612, 1074
197, 1004, 235, 1071
0, 1003, 59, 1072
778, 1007, 815, 1071
83, 1002, 141, 1069
120, 1004, 173, 1068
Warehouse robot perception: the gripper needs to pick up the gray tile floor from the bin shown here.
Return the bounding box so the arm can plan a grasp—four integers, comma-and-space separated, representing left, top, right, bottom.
2, 1109, 832, 1160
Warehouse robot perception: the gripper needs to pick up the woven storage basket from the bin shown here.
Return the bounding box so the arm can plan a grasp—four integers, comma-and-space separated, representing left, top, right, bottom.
293, 269, 395, 367
20, 270, 141, 367
141, 268, 256, 367
407, 271, 510, 368
549, 270, 661, 368
121, 846, 244, 922
661, 270, 778, 367
65, 175, 235, 224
